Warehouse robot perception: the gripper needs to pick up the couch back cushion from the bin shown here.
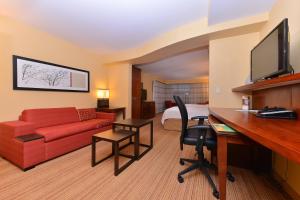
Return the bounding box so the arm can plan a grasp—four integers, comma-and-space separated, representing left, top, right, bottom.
21, 107, 80, 129
77, 108, 97, 121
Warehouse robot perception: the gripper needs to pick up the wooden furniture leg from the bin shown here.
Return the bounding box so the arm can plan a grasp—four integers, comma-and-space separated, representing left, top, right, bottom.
122, 108, 126, 119
134, 128, 140, 159
218, 135, 228, 200
91, 137, 96, 166
114, 142, 119, 176
150, 121, 153, 147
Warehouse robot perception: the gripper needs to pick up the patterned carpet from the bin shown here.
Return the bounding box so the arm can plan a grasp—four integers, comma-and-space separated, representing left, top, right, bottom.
0, 115, 289, 200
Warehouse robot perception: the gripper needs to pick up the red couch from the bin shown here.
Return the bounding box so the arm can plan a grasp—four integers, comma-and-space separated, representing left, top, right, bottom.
0, 107, 116, 170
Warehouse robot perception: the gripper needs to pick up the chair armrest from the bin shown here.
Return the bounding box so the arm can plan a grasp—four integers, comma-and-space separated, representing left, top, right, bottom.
191, 116, 208, 125
96, 112, 116, 121
191, 116, 208, 120
0, 121, 35, 138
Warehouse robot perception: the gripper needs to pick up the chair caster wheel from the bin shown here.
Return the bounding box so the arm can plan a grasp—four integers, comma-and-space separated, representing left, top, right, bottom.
227, 173, 235, 182
213, 190, 220, 199
179, 159, 184, 165
178, 175, 184, 183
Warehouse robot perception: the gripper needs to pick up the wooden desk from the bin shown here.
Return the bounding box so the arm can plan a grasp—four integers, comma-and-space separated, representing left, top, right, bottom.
209, 107, 300, 200
97, 107, 126, 119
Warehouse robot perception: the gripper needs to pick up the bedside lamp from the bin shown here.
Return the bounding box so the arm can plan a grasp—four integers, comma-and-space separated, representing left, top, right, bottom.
97, 89, 110, 108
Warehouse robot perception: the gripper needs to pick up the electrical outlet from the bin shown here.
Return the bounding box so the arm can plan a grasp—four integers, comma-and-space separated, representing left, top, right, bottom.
215, 87, 221, 94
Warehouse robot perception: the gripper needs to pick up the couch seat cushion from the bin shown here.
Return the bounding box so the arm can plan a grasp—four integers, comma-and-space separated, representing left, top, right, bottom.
36, 119, 112, 142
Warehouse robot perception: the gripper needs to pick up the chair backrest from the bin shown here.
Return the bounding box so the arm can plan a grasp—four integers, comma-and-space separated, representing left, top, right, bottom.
173, 96, 188, 130
173, 96, 188, 145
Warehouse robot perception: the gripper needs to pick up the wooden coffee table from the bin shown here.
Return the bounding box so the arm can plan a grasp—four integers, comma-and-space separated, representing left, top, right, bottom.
91, 129, 137, 176
113, 119, 153, 160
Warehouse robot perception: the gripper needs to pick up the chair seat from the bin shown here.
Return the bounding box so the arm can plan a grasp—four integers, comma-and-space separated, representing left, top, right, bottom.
183, 127, 216, 150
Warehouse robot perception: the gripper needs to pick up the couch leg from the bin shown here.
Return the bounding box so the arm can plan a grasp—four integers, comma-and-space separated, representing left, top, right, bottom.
23, 166, 35, 171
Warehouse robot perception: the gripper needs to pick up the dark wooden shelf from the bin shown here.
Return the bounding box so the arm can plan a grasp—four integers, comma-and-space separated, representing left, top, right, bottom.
232, 73, 300, 92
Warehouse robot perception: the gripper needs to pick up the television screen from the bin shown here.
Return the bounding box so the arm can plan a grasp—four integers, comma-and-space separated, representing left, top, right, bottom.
251, 19, 289, 82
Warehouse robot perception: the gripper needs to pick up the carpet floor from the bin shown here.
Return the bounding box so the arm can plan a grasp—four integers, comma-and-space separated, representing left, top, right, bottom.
0, 115, 289, 200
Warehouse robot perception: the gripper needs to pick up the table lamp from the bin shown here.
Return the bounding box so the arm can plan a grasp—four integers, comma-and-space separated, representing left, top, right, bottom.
97, 89, 110, 108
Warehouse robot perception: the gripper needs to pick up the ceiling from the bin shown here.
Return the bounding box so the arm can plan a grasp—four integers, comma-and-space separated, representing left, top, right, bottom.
138, 48, 209, 80
0, 0, 275, 55
0, 0, 209, 53
209, 0, 276, 25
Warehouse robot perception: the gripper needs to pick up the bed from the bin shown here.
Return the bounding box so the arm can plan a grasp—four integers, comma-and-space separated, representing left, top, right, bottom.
161, 104, 209, 131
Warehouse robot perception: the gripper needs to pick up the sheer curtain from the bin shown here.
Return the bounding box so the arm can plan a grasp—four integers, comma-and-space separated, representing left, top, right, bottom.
153, 80, 209, 113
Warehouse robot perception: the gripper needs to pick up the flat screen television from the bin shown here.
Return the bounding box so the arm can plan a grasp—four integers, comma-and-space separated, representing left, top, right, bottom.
251, 18, 291, 82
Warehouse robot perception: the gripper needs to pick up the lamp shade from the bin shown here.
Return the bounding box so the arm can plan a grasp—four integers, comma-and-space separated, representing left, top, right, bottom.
97, 89, 109, 99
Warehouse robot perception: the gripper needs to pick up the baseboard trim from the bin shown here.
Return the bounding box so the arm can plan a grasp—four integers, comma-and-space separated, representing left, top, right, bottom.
272, 172, 300, 200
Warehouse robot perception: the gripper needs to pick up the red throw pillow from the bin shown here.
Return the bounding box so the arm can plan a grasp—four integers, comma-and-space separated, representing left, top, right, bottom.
77, 108, 97, 121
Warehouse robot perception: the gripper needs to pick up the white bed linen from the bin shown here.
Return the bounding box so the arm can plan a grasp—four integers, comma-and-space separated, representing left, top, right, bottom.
161, 104, 209, 124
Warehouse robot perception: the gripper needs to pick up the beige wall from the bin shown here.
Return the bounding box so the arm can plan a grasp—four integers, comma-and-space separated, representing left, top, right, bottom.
259, 0, 300, 196
107, 63, 132, 119
260, 0, 300, 72
0, 16, 107, 121
141, 72, 162, 101
209, 33, 259, 108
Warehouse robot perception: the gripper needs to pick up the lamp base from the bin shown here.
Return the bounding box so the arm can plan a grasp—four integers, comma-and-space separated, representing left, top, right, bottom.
97, 99, 109, 108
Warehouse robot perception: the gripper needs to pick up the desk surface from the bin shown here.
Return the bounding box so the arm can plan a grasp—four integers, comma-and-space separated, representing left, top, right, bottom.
209, 107, 300, 165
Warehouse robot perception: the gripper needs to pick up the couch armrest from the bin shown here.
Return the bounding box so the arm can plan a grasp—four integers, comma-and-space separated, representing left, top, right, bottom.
96, 112, 116, 122
0, 121, 35, 138
16, 134, 44, 142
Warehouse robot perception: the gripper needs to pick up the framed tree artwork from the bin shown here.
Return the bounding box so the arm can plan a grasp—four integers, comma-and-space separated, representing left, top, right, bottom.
13, 55, 90, 92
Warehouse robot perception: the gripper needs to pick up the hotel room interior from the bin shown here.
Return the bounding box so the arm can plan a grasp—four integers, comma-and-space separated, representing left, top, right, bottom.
0, 0, 299, 199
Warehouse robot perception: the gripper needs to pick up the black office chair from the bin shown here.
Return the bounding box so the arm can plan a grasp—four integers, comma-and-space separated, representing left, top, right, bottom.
173, 96, 234, 199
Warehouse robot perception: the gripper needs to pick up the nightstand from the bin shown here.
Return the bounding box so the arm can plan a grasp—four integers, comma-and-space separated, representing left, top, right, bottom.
97, 107, 126, 119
